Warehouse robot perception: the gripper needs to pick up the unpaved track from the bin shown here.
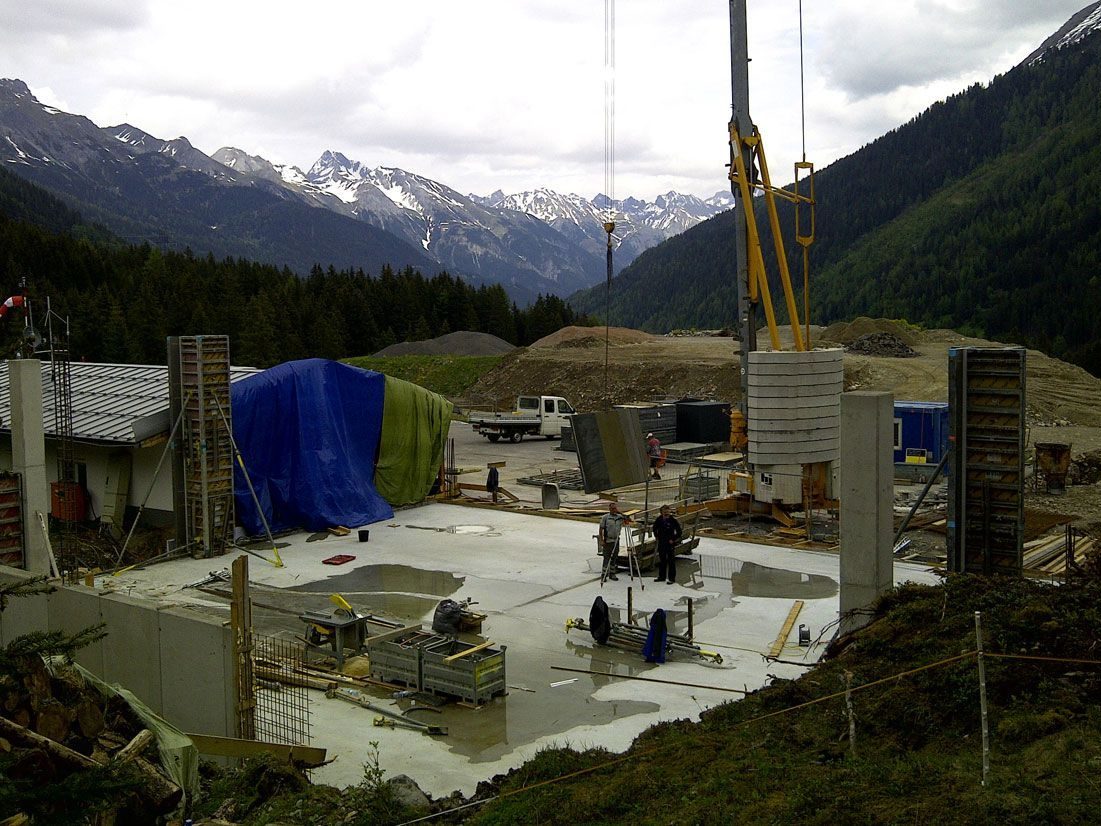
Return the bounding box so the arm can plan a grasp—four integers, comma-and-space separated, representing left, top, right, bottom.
465, 319, 1101, 524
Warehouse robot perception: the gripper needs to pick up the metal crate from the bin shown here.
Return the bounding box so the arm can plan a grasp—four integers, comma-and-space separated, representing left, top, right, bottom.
421, 640, 507, 705
366, 628, 446, 689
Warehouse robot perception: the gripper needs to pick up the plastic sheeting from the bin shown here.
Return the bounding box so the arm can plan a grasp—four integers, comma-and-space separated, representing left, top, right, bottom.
47, 659, 199, 813
231, 359, 394, 534
374, 375, 453, 506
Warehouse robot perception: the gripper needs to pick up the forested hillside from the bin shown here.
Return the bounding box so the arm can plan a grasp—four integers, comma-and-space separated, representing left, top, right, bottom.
0, 171, 585, 367
570, 30, 1101, 375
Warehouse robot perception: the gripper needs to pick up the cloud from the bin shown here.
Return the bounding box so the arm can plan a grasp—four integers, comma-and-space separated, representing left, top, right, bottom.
1, 1, 1092, 199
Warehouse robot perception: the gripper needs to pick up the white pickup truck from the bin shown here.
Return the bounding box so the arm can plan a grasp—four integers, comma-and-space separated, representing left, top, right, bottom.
468, 395, 576, 443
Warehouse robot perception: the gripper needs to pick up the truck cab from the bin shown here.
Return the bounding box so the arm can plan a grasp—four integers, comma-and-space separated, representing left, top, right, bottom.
521, 395, 575, 437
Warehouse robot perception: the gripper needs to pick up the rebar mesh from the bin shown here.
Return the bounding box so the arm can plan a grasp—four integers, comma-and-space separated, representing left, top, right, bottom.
252, 633, 311, 747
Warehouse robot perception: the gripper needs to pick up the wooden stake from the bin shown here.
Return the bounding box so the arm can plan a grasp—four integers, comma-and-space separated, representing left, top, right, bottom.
975, 611, 990, 786
844, 670, 855, 755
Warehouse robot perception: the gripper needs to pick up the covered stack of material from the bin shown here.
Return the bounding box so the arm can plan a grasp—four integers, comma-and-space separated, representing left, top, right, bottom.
676, 400, 731, 444
616, 402, 677, 447
231, 359, 452, 535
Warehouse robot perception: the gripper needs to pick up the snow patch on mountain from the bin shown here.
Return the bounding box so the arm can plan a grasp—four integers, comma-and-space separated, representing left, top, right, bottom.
1025, 1, 1101, 64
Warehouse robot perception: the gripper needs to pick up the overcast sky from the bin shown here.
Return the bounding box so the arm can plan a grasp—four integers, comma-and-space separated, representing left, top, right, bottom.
0, 1, 1090, 200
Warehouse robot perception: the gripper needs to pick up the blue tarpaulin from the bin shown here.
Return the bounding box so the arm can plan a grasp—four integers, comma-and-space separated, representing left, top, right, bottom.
231, 359, 394, 534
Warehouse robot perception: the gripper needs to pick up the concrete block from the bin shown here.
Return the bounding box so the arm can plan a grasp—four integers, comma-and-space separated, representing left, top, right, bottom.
0, 567, 50, 644
100, 592, 163, 713
158, 606, 235, 738
839, 391, 894, 635
46, 586, 106, 675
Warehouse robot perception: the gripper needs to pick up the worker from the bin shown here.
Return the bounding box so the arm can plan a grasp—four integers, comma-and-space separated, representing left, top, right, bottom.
652, 504, 682, 584
597, 501, 631, 581
646, 432, 662, 479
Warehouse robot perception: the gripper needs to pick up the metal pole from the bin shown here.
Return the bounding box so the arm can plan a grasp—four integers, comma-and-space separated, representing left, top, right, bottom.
213, 397, 281, 560
975, 611, 990, 786
114, 393, 192, 565
730, 0, 756, 414
892, 449, 950, 548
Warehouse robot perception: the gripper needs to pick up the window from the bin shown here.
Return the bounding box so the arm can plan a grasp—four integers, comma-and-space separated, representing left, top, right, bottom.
893, 418, 902, 451
544, 399, 554, 413
759, 472, 773, 486
558, 400, 574, 414
518, 396, 538, 411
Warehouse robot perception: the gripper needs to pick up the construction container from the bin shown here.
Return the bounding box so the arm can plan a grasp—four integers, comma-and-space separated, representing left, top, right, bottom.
892, 401, 949, 465
1035, 442, 1072, 494
50, 480, 86, 522
421, 639, 507, 705
675, 400, 732, 444
367, 629, 446, 689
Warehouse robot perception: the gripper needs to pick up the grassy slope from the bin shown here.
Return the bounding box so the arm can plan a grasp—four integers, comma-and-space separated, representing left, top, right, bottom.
470, 574, 1101, 825
341, 354, 504, 399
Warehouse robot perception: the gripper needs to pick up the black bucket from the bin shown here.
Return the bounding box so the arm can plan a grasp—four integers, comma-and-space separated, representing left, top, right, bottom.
358, 529, 370, 542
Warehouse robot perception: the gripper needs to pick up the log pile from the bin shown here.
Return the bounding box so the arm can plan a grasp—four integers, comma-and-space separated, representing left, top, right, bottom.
0, 654, 182, 821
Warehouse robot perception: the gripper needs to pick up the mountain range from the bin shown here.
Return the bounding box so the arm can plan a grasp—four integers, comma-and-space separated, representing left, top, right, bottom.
0, 80, 730, 303
569, 2, 1101, 377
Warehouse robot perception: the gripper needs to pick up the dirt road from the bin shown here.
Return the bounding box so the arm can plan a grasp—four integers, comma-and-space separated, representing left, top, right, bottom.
465, 318, 1101, 525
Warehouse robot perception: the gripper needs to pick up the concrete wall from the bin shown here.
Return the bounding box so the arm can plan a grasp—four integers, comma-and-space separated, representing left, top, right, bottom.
839, 391, 894, 636
0, 566, 235, 738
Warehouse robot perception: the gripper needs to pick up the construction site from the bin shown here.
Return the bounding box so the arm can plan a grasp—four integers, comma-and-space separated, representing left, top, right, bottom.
4, 2, 1101, 824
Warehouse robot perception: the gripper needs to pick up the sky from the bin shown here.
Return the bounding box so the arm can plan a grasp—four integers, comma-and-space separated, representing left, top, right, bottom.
0, 1, 1092, 200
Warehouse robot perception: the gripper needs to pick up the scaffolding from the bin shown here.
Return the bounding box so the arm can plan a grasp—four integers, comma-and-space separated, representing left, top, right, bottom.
40, 300, 79, 570
169, 336, 234, 558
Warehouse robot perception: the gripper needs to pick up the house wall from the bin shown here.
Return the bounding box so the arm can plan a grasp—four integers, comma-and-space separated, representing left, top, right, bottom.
0, 566, 236, 738
0, 438, 174, 527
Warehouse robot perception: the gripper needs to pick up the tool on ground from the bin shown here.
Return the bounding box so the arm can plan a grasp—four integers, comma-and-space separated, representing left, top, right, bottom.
326, 687, 447, 735
322, 554, 356, 566
184, 569, 230, 589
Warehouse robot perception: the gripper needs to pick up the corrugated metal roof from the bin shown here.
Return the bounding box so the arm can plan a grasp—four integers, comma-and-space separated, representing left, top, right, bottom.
0, 361, 262, 446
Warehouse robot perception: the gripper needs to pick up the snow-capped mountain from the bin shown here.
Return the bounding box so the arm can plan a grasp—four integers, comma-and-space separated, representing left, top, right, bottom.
297, 150, 604, 294
1025, 1, 1101, 64
0, 76, 728, 300
473, 188, 733, 268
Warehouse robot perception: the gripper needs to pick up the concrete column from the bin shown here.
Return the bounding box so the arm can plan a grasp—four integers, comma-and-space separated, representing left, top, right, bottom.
8, 360, 50, 574
839, 391, 894, 635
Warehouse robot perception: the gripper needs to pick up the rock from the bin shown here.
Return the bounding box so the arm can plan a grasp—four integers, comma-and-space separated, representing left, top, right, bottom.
386, 774, 430, 811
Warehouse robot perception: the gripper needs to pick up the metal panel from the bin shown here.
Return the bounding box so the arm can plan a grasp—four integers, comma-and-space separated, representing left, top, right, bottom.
570, 410, 648, 493
947, 347, 1025, 576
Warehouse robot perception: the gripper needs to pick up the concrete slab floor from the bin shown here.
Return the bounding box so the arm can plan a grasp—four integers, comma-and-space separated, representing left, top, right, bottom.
103, 500, 938, 798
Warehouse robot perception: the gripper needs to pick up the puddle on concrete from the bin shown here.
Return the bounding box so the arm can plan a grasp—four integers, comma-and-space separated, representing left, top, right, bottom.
426, 612, 660, 761
727, 559, 837, 600
403, 524, 497, 535
288, 564, 464, 623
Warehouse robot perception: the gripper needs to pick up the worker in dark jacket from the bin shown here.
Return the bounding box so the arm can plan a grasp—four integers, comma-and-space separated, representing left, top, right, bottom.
652, 504, 682, 584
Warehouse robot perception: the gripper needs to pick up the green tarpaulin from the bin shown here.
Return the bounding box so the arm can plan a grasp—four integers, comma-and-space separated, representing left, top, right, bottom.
375, 375, 453, 506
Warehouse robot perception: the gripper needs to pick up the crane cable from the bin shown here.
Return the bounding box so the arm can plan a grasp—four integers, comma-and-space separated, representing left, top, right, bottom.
798, 0, 811, 348
602, 0, 615, 411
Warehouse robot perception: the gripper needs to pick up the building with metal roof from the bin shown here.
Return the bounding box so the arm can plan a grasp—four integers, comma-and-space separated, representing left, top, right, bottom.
0, 361, 261, 527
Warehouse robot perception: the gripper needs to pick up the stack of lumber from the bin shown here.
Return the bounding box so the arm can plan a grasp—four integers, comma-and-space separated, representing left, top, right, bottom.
1023, 532, 1095, 574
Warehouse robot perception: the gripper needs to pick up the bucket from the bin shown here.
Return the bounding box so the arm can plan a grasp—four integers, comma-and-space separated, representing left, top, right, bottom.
358, 529, 370, 542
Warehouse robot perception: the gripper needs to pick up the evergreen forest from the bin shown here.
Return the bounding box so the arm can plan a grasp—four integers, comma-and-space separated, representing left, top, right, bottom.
569, 30, 1101, 376
0, 172, 586, 368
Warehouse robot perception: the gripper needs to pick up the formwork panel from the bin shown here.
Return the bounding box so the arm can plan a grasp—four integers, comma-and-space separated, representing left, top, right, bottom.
947, 347, 1025, 575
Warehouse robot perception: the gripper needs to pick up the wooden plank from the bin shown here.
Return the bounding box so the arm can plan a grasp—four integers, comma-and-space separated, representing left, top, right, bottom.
443, 640, 494, 662
187, 733, 327, 767
768, 600, 805, 658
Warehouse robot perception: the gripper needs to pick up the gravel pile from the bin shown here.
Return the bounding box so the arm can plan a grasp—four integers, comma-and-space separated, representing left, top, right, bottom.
845, 332, 918, 358
373, 331, 516, 357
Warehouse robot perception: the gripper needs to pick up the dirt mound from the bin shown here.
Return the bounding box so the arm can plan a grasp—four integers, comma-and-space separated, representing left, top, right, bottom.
820, 317, 922, 346
1070, 450, 1101, 486
845, 332, 918, 358
529, 325, 657, 349
373, 331, 516, 357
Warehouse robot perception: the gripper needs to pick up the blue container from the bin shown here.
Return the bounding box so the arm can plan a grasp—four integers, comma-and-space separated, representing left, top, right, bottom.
893, 401, 949, 465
